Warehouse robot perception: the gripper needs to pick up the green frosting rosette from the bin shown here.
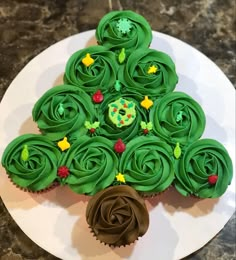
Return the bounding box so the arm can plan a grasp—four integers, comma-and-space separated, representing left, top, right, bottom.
150, 92, 206, 147
32, 85, 95, 141
1, 134, 61, 191
119, 136, 175, 194
96, 10, 152, 54
97, 92, 148, 142
174, 139, 233, 198
119, 48, 178, 98
59, 136, 119, 195
64, 46, 118, 94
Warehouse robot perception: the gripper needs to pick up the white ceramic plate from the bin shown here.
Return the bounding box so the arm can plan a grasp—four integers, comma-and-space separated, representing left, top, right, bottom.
0, 30, 235, 260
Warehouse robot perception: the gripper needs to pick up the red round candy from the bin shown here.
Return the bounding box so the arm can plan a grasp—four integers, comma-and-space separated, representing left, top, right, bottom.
92, 90, 104, 103
143, 129, 149, 135
208, 175, 218, 185
90, 128, 96, 133
58, 166, 70, 178
114, 139, 126, 153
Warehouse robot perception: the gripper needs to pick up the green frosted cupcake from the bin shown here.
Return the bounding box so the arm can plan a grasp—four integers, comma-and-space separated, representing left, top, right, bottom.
150, 92, 206, 148
32, 84, 95, 141
97, 92, 148, 142
119, 136, 175, 196
174, 139, 233, 198
64, 45, 118, 94
59, 136, 119, 195
1, 134, 61, 192
119, 48, 178, 98
96, 10, 152, 55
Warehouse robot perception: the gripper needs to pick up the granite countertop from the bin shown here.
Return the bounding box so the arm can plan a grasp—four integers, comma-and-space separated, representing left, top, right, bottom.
0, 0, 235, 259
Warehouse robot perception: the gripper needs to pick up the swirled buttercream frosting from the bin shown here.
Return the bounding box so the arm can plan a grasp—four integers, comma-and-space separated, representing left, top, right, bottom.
64, 46, 118, 94
86, 185, 149, 246
119, 48, 178, 98
150, 92, 206, 146
1, 134, 61, 191
59, 136, 118, 195
97, 92, 148, 142
119, 136, 175, 194
174, 139, 233, 198
96, 10, 152, 54
32, 85, 95, 141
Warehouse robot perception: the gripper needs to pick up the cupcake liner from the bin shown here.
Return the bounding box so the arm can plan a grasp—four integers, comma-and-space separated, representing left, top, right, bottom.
88, 225, 137, 248
139, 186, 171, 199
8, 175, 59, 194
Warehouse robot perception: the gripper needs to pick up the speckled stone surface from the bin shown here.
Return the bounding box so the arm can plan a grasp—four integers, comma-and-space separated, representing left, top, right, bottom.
0, 0, 235, 259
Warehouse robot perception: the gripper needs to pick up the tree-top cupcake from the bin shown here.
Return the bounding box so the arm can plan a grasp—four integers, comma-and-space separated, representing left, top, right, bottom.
96, 10, 152, 55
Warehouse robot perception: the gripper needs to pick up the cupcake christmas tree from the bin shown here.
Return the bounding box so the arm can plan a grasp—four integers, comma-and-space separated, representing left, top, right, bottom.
1, 10, 233, 246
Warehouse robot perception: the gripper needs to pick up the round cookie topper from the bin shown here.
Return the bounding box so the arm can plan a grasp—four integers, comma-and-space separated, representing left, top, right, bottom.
108, 98, 136, 128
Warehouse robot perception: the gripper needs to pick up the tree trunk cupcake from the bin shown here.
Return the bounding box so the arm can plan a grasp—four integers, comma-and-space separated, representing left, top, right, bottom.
86, 185, 149, 247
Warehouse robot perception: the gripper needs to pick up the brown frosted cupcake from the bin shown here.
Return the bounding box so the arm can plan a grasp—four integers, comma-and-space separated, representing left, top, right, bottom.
86, 185, 149, 247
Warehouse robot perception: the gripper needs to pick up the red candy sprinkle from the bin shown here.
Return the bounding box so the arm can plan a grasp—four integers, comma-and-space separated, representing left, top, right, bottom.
92, 90, 104, 103
114, 139, 126, 153
90, 128, 96, 133
143, 129, 149, 135
124, 103, 128, 108
208, 175, 218, 185
120, 120, 124, 124
127, 114, 131, 118
58, 166, 70, 178
113, 108, 117, 112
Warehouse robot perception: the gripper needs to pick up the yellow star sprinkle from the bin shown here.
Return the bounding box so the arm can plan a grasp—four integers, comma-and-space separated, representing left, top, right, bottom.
116, 173, 126, 183
140, 96, 153, 110
147, 65, 158, 74
57, 137, 71, 152
82, 53, 94, 67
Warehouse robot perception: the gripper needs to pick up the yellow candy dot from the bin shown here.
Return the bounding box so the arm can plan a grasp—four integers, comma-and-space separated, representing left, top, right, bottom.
140, 96, 153, 110
147, 65, 158, 74
82, 53, 94, 67
116, 173, 126, 183
57, 137, 71, 152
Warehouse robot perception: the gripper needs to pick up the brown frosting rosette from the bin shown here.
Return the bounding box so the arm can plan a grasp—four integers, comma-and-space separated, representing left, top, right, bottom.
86, 185, 149, 247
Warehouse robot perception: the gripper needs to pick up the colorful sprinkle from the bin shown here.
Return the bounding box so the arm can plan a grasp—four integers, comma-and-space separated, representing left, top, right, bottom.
140, 96, 153, 110
57, 137, 71, 152
92, 90, 104, 103
58, 103, 64, 116
148, 65, 158, 74
115, 80, 122, 91
116, 173, 126, 183
114, 139, 126, 153
58, 166, 70, 178
176, 111, 183, 123
21, 145, 29, 161
82, 53, 94, 67
116, 18, 132, 34
174, 142, 181, 159
208, 175, 218, 185
118, 48, 126, 64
